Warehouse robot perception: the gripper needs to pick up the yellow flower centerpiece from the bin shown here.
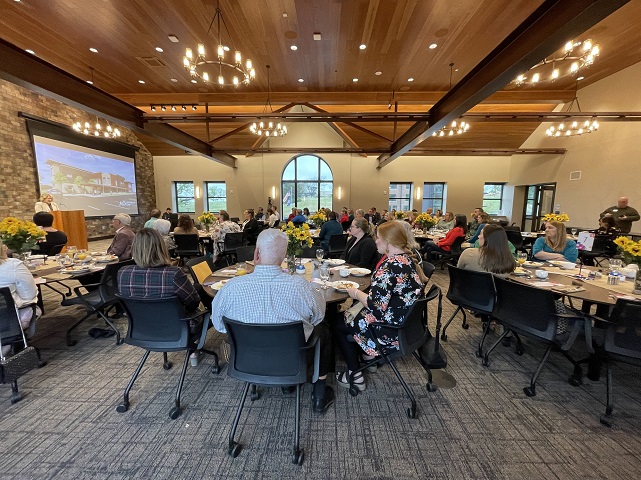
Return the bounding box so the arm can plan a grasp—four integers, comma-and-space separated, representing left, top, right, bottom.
198, 211, 216, 231
394, 211, 406, 220
614, 236, 641, 293
281, 221, 314, 257
0, 217, 45, 255
542, 212, 570, 223
415, 213, 438, 231
309, 212, 327, 228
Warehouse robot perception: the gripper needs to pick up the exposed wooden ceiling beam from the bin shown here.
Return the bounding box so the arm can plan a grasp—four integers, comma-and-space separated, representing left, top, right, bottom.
300, 103, 366, 157
377, 0, 630, 168
216, 147, 566, 156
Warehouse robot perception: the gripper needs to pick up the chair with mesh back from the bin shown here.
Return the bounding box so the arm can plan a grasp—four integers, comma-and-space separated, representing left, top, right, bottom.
62, 259, 134, 346
300, 247, 319, 259
486, 278, 591, 397
220, 232, 244, 266
505, 229, 528, 254
222, 318, 320, 465
431, 236, 466, 269
328, 234, 347, 258
0, 287, 47, 404
173, 234, 201, 266
235, 246, 255, 262
115, 294, 220, 419
441, 265, 497, 358
597, 299, 641, 427
579, 234, 613, 267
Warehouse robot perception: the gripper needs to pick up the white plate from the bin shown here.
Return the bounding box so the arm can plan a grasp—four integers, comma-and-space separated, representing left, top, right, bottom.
349, 268, 371, 277
523, 261, 544, 268
513, 268, 529, 276
210, 280, 230, 290
324, 259, 346, 266
331, 280, 359, 292
60, 267, 90, 274
94, 255, 118, 263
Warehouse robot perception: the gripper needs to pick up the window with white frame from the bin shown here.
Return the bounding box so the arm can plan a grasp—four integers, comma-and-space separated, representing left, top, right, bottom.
205, 182, 227, 213
174, 181, 195, 213
482, 183, 504, 214
281, 155, 333, 213
388, 183, 412, 212
422, 182, 446, 212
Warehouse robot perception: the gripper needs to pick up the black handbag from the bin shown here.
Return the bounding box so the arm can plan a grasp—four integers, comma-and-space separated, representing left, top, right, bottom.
0, 346, 40, 384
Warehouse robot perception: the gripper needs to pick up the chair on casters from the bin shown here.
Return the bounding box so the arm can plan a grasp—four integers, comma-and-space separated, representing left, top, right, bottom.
62, 259, 134, 346
347, 295, 436, 418
235, 245, 256, 262
328, 234, 348, 258
173, 234, 201, 266
220, 232, 244, 266
0, 288, 47, 404
115, 295, 221, 419
432, 236, 465, 270
486, 278, 591, 397
597, 299, 641, 427
222, 318, 321, 465
441, 266, 497, 358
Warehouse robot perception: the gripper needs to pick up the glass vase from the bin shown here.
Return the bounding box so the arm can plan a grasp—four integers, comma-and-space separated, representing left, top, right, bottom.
287, 255, 296, 274
633, 269, 641, 295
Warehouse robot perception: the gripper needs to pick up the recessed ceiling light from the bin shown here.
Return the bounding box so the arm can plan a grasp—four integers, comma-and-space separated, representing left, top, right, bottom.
313, 32, 321, 41
352, 78, 358, 82
138, 80, 145, 84
155, 47, 164, 53
408, 77, 414, 82
190, 79, 197, 84
455, 68, 459, 72
170, 78, 178, 82
86, 80, 93, 85
375, 71, 382, 76
359, 44, 366, 50
290, 45, 298, 51
298, 78, 304, 83
429, 43, 438, 49
25, 49, 35, 55
282, 12, 288, 18
89, 47, 98, 53
167, 34, 179, 43
577, 76, 585, 81
223, 46, 230, 52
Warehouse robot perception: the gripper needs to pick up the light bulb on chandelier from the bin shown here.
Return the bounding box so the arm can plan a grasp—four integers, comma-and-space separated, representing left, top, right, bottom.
72, 117, 121, 139
545, 79, 599, 138
249, 65, 287, 137
432, 63, 471, 138
183, 0, 255, 88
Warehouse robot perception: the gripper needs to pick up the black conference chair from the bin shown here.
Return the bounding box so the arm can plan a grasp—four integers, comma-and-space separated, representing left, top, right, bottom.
505, 229, 528, 254
186, 256, 216, 312
486, 278, 591, 397
0, 288, 47, 404
222, 318, 321, 465
62, 259, 134, 346
341, 220, 351, 232
441, 265, 498, 357
346, 294, 438, 419
597, 299, 641, 427
235, 245, 255, 263
579, 234, 613, 267
300, 246, 319, 259
220, 232, 244, 266
328, 234, 348, 258
115, 295, 220, 419
173, 234, 201, 266
432, 236, 466, 270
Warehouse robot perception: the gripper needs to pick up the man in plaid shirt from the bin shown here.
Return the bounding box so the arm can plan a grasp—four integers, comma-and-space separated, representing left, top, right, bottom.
211, 229, 335, 413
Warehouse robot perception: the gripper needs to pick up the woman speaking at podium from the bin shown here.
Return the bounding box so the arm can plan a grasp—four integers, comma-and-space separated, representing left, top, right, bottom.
35, 193, 60, 212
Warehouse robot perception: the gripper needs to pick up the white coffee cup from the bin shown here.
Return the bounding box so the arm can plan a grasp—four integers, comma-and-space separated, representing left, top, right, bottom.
339, 268, 350, 278
535, 269, 549, 279
621, 268, 636, 279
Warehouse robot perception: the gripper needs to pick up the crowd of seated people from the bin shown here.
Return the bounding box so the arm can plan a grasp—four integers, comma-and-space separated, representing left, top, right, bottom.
421, 215, 467, 262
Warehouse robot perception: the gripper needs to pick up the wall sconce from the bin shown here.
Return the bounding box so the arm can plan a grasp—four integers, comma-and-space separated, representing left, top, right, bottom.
271, 186, 276, 199
337, 186, 342, 200
195, 185, 201, 198
415, 186, 421, 200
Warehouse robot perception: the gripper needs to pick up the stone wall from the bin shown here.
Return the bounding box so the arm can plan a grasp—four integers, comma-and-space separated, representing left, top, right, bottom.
0, 79, 155, 238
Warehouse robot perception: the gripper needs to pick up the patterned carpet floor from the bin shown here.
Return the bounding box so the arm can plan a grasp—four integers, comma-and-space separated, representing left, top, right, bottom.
2, 240, 641, 479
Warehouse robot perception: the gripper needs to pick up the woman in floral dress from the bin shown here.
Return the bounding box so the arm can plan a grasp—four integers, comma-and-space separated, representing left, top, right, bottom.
210, 210, 241, 262
335, 220, 425, 392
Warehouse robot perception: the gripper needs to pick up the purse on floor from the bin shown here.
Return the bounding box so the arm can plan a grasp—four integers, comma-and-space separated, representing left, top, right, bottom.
0, 326, 40, 385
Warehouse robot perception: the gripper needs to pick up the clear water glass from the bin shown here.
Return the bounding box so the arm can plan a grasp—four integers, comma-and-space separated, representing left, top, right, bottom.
571, 228, 578, 237
609, 258, 622, 273
319, 265, 330, 289
316, 248, 324, 264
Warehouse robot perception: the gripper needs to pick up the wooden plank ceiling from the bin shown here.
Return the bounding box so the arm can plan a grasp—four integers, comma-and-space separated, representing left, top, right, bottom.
2, 0, 640, 157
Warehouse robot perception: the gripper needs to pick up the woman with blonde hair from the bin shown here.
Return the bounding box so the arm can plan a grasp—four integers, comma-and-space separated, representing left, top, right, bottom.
532, 220, 578, 262
35, 193, 59, 212
334, 220, 424, 392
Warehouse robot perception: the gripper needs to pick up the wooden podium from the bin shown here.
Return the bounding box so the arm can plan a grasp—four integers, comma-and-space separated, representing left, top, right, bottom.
51, 210, 88, 250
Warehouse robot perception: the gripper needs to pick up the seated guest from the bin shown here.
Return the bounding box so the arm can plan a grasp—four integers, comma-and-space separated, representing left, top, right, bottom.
467, 207, 485, 238
34, 193, 60, 212
336, 221, 425, 392
107, 213, 135, 261
468, 212, 492, 244
286, 207, 297, 223
0, 239, 41, 349
458, 224, 515, 276
377, 211, 390, 226
272, 205, 280, 222
532, 220, 578, 262
434, 209, 443, 219
255, 207, 265, 221
436, 211, 454, 231
408, 211, 419, 227
596, 215, 621, 255
144, 209, 161, 228
173, 214, 198, 235
319, 211, 343, 252
339, 207, 349, 225
32, 211, 67, 255
242, 209, 260, 246
303, 207, 311, 220
152, 219, 176, 253
162, 208, 172, 220
421, 215, 467, 262
341, 218, 378, 271
347, 208, 355, 224
265, 208, 278, 227
291, 209, 307, 224
210, 229, 334, 413
210, 210, 241, 261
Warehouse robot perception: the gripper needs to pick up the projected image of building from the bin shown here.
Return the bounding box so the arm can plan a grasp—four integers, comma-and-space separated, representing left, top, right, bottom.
45, 159, 134, 196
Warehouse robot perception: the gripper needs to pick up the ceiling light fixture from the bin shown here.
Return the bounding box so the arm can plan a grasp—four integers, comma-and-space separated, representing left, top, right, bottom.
515, 38, 600, 86
89, 47, 98, 53
432, 63, 470, 138
155, 47, 164, 53
192, 105, 197, 111
375, 71, 382, 76
168, 34, 179, 43
429, 43, 438, 49
183, 0, 255, 87
25, 49, 35, 55
72, 116, 121, 139
170, 78, 178, 82
298, 78, 304, 83
138, 80, 145, 84
86, 67, 95, 85
161, 105, 166, 111
359, 44, 366, 50
408, 77, 414, 82
290, 45, 298, 51
150, 105, 156, 111
181, 105, 186, 111
545, 80, 598, 137
352, 78, 358, 82
250, 65, 287, 138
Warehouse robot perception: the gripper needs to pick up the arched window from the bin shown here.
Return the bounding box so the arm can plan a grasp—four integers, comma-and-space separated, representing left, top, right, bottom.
281, 155, 333, 214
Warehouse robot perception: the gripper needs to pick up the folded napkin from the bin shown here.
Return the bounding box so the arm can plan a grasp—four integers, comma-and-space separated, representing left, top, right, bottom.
203, 279, 218, 286
217, 269, 238, 277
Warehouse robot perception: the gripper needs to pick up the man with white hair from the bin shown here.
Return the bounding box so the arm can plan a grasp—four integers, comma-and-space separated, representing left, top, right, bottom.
107, 213, 135, 261
210, 229, 335, 413
601, 196, 640, 234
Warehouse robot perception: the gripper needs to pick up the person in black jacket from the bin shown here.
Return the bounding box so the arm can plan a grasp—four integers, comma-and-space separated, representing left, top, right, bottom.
32, 211, 68, 255
242, 209, 260, 246
341, 217, 378, 271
